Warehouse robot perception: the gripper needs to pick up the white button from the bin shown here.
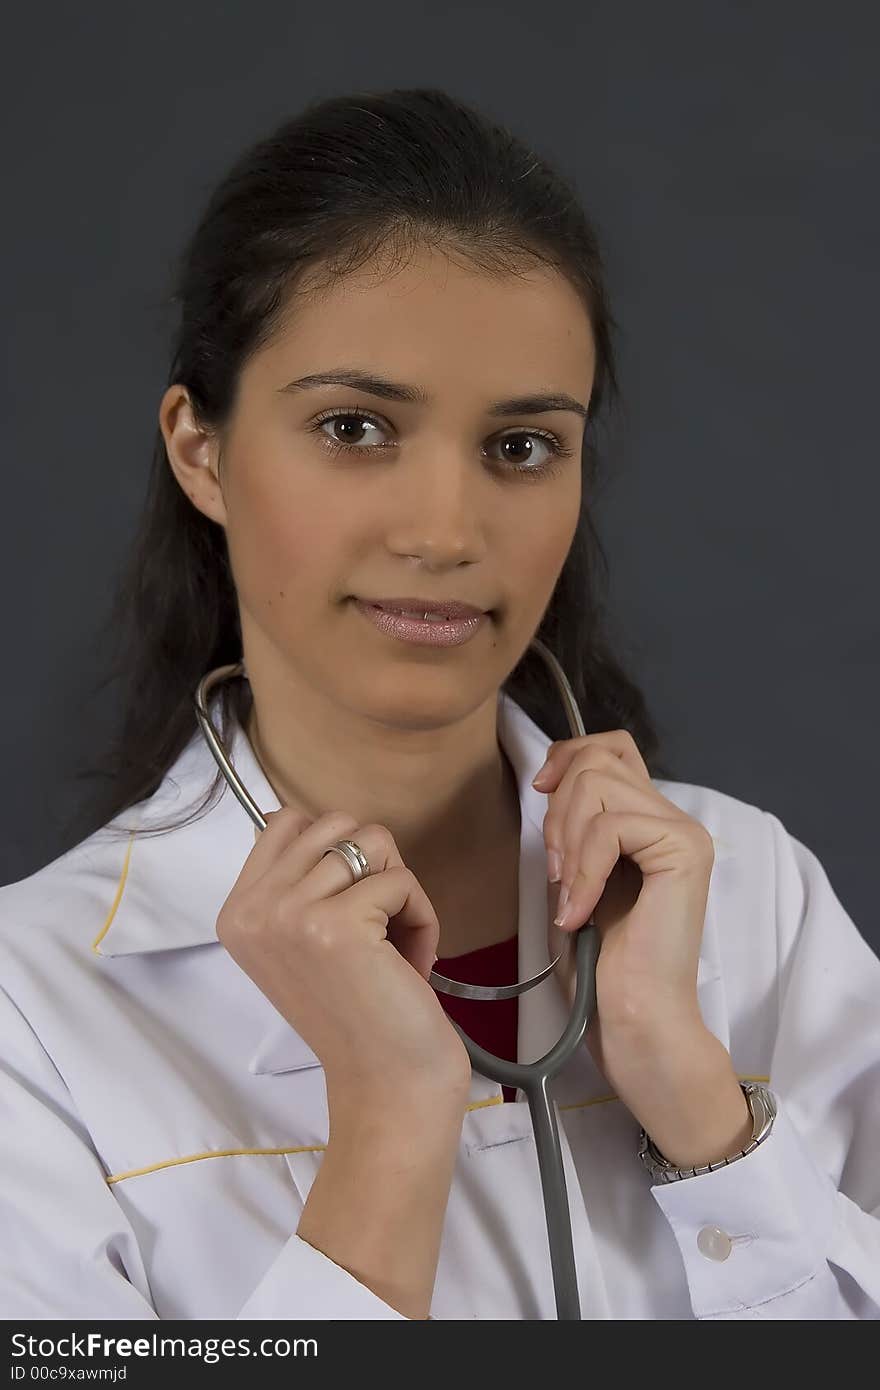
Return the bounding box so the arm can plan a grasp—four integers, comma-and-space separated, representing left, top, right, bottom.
697, 1226, 733, 1261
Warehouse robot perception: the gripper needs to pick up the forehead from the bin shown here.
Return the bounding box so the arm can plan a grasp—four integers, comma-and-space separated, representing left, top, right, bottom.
246, 244, 596, 403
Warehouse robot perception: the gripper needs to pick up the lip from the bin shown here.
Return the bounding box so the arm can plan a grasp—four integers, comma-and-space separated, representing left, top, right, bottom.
356, 596, 489, 619
352, 599, 489, 648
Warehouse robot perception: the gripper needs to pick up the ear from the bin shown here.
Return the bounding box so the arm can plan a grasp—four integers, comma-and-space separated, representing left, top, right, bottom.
158, 384, 228, 528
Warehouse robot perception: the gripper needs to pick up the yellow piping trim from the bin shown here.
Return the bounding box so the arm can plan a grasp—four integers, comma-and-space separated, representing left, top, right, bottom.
91, 832, 136, 955
91, 831, 771, 1171
104, 1075, 771, 1184
558, 1074, 770, 1112
560, 1093, 619, 1111
106, 1144, 326, 1185
107, 1104, 508, 1181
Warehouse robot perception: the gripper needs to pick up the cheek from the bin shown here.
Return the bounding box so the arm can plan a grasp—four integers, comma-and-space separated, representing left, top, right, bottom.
499, 487, 579, 600
223, 465, 337, 620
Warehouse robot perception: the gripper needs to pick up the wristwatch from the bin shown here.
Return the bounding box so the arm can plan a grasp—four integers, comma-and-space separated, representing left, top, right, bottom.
638, 1082, 777, 1183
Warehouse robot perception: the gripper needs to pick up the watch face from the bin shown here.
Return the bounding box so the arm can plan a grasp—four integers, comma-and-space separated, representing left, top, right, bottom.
747, 1084, 777, 1141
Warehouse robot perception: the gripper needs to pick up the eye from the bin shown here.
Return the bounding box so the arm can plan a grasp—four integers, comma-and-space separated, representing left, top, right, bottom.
307, 408, 577, 477
311, 411, 390, 452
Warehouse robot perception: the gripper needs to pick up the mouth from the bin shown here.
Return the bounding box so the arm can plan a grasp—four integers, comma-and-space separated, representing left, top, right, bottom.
350, 598, 491, 647
353, 598, 492, 621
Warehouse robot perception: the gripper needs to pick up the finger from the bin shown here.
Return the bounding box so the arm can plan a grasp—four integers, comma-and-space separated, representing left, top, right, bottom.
273, 842, 441, 983
557, 767, 681, 892
538, 744, 652, 859
533, 729, 651, 789
348, 868, 441, 982
235, 806, 356, 892
260, 818, 442, 981
559, 810, 709, 931
542, 750, 661, 871
311, 822, 441, 977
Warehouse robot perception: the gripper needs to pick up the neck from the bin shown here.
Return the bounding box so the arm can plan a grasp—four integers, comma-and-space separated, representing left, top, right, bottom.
242, 666, 519, 878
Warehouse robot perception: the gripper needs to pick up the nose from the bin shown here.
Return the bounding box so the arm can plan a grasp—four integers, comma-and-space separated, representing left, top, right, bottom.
384, 449, 488, 565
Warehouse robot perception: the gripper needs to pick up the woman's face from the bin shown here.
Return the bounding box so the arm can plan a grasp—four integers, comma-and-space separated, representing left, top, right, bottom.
167, 244, 595, 729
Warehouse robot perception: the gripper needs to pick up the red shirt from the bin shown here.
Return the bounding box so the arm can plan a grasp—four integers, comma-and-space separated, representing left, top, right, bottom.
434, 934, 519, 1103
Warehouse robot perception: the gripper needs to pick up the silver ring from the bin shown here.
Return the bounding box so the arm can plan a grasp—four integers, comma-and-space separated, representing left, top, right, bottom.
320, 838, 371, 881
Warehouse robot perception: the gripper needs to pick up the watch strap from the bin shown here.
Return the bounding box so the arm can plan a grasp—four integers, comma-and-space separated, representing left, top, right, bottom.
638, 1082, 777, 1183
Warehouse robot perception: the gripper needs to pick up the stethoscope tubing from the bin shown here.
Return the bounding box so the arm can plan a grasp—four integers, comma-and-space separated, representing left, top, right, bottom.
194, 637, 599, 1319
448, 921, 598, 1320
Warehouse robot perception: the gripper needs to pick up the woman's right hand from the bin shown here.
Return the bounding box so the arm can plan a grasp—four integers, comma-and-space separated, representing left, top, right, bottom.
216, 806, 472, 1100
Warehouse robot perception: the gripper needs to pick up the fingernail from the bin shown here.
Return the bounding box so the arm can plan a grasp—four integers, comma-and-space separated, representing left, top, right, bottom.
547, 849, 563, 883
554, 889, 572, 929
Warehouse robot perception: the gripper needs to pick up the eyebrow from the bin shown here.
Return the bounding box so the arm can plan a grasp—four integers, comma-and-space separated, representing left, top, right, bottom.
276, 368, 588, 420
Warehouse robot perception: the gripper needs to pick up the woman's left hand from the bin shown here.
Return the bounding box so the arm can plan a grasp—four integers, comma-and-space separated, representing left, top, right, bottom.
532, 731, 752, 1167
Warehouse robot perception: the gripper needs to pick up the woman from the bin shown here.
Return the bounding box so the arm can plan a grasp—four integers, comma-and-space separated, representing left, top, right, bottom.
1, 87, 878, 1321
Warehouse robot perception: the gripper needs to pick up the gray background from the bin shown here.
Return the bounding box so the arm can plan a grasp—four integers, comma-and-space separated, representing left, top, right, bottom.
2, 3, 877, 950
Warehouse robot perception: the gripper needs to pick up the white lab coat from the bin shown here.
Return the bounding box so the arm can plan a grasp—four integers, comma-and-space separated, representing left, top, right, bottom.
1, 691, 878, 1320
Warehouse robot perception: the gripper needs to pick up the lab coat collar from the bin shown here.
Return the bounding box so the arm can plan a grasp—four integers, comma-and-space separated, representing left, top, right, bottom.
92, 690, 728, 1094
93, 688, 550, 964
91, 703, 282, 960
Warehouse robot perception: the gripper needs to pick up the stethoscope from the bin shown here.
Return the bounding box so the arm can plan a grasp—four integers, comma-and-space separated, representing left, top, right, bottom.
194, 636, 599, 1320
